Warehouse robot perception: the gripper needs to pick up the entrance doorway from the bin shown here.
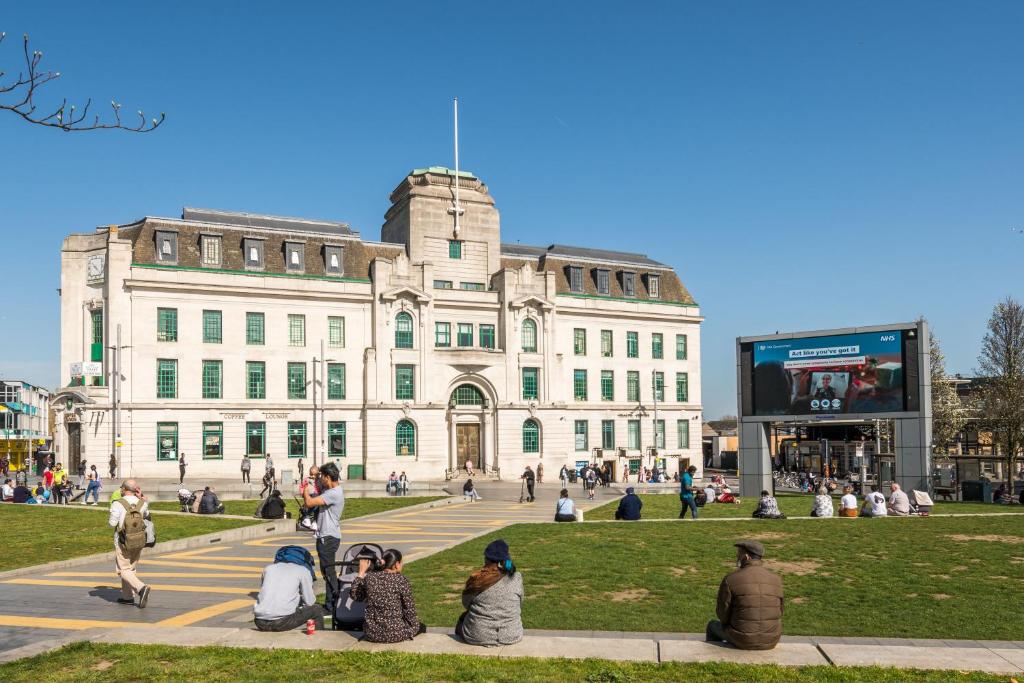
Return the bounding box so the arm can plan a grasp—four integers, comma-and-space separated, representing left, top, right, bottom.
456, 423, 481, 470
67, 422, 82, 474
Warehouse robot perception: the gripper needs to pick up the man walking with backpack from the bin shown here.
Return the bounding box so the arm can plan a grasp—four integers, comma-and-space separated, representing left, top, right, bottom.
108, 479, 152, 608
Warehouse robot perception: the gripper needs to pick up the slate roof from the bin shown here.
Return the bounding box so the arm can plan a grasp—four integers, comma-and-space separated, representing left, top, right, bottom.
181, 207, 356, 237
501, 243, 668, 268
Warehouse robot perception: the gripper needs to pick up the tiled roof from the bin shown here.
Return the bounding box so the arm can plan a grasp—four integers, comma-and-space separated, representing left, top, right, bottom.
181, 207, 355, 237
501, 243, 668, 268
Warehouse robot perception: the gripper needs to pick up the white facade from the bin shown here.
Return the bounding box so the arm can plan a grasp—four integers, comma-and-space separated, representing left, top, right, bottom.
55, 168, 703, 482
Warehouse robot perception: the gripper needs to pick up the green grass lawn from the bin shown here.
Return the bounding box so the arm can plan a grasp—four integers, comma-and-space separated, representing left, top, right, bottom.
405, 514, 1024, 640
0, 505, 258, 572
148, 495, 444, 519
586, 492, 1024, 521
0, 643, 1007, 683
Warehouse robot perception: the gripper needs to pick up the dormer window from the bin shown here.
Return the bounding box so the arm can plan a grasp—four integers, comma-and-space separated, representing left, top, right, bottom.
155, 230, 177, 264
648, 274, 660, 298
568, 266, 584, 293
200, 234, 221, 267
622, 271, 636, 297
596, 269, 610, 295
244, 238, 264, 270
285, 242, 304, 272
325, 246, 344, 275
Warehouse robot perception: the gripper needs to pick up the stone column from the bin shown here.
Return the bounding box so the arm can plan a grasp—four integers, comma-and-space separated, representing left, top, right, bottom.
894, 417, 932, 494
448, 412, 458, 472
483, 410, 494, 474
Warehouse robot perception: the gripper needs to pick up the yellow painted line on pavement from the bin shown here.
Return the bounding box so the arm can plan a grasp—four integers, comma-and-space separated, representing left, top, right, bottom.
244, 535, 309, 547
47, 571, 264, 579
4, 579, 254, 595
156, 547, 233, 560
138, 559, 267, 572
0, 615, 132, 631
155, 598, 254, 627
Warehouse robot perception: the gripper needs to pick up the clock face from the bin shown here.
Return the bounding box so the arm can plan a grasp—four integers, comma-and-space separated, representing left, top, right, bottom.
87, 255, 105, 278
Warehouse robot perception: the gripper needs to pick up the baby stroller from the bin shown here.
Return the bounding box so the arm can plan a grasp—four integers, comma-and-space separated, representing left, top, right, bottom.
295, 496, 317, 532
177, 488, 196, 513
332, 542, 383, 631
911, 490, 934, 516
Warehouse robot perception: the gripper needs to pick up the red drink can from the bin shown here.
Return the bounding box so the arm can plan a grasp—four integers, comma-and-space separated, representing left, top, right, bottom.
306, 619, 315, 635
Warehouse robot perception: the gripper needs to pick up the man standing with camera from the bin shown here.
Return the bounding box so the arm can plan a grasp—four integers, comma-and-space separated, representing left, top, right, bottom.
301, 462, 344, 615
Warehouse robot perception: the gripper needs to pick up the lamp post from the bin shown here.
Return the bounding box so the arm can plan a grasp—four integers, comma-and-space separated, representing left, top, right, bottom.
311, 340, 337, 467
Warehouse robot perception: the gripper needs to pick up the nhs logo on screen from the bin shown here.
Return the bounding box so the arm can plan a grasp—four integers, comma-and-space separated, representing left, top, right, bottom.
880, 334, 896, 342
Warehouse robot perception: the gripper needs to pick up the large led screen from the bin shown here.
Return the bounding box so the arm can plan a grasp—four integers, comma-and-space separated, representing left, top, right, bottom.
752, 331, 905, 416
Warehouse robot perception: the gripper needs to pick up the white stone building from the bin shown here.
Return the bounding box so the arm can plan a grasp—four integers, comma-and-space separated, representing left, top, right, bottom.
55, 168, 703, 482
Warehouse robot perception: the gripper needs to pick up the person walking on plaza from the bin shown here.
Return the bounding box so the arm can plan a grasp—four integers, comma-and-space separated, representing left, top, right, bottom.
679, 465, 699, 519
253, 545, 323, 632
301, 462, 344, 614
297, 458, 304, 484
351, 548, 426, 643
76, 460, 87, 489
0, 455, 8, 477
259, 469, 275, 498
706, 540, 784, 650
178, 453, 186, 484
84, 465, 101, 505
559, 464, 569, 489
52, 464, 68, 505
108, 479, 152, 608
585, 466, 597, 500
43, 466, 54, 501
241, 454, 251, 484
615, 486, 643, 521
521, 466, 535, 503
536, 462, 544, 484
266, 454, 276, 483
455, 539, 523, 647
887, 482, 911, 516
108, 454, 117, 480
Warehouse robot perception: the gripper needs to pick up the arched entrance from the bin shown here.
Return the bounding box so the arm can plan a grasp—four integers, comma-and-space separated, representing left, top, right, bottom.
447, 381, 494, 473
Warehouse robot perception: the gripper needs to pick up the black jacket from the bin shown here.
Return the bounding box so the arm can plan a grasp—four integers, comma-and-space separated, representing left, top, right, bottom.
261, 496, 286, 519
198, 490, 221, 514
615, 493, 643, 520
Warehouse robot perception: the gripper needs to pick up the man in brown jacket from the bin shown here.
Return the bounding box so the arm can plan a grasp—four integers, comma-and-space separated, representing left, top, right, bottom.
706, 540, 784, 650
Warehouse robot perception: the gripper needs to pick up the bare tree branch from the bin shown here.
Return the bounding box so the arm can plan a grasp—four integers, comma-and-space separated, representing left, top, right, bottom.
0, 32, 165, 132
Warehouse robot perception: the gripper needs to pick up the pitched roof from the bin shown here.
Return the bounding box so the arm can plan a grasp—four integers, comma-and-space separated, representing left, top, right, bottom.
181, 207, 356, 237
500, 243, 668, 268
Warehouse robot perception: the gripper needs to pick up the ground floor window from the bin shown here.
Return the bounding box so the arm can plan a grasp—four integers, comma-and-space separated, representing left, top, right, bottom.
246, 422, 266, 456
157, 422, 178, 460
202, 422, 223, 459
328, 422, 346, 457
627, 420, 640, 450
288, 421, 306, 457
396, 420, 415, 456
523, 419, 539, 453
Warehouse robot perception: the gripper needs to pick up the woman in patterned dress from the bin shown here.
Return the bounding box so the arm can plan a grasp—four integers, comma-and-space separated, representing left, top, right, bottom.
350, 549, 425, 643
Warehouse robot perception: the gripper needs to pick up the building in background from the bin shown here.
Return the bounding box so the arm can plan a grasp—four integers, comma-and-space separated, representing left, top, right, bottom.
55, 167, 703, 481
0, 379, 51, 471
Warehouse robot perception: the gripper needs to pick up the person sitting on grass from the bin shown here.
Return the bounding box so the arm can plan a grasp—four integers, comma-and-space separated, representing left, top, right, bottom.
887, 482, 911, 516
253, 545, 323, 632
198, 486, 225, 514
860, 487, 888, 517
718, 486, 741, 505
555, 488, 577, 522
2, 478, 13, 502
261, 490, 287, 519
615, 486, 643, 521
463, 478, 481, 502
351, 548, 426, 643
12, 482, 31, 504
838, 485, 858, 517
456, 539, 523, 647
706, 540, 784, 650
810, 485, 834, 517
752, 490, 785, 519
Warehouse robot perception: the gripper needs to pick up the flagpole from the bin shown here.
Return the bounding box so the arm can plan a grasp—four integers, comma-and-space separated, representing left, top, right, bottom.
452, 97, 461, 236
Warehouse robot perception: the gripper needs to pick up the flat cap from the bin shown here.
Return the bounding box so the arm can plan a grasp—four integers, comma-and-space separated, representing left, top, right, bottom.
734, 540, 765, 558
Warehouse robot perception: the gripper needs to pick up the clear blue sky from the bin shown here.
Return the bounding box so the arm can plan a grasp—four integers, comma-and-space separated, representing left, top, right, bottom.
2, 1, 1023, 418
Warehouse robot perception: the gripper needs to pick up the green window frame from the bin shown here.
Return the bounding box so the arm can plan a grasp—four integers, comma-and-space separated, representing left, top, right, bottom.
90, 309, 104, 385
460, 282, 485, 291
328, 316, 345, 348
627, 420, 640, 450
600, 329, 613, 357
676, 334, 688, 360
157, 308, 177, 342
288, 314, 305, 347
601, 420, 615, 450
573, 369, 587, 401
395, 312, 414, 348
246, 421, 266, 456
601, 370, 614, 401
574, 328, 586, 355
288, 362, 307, 399
457, 323, 473, 347
626, 331, 638, 358
655, 419, 665, 449
627, 371, 640, 402
523, 419, 539, 453
157, 422, 178, 461
246, 312, 264, 345
156, 359, 177, 399
247, 361, 266, 399
522, 367, 538, 400
435, 322, 451, 347
453, 384, 485, 406
395, 365, 414, 400
202, 360, 222, 399
652, 333, 664, 359
676, 372, 689, 402
449, 240, 462, 259
328, 422, 347, 457
678, 419, 690, 449
433, 280, 453, 289
521, 318, 537, 352
653, 371, 664, 402
396, 419, 415, 455
327, 363, 346, 400
479, 324, 495, 350
203, 310, 222, 344
202, 422, 223, 459
574, 420, 588, 451
288, 421, 306, 457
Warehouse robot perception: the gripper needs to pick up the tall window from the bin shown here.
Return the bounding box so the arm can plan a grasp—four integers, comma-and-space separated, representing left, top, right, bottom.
601, 370, 614, 401
288, 421, 306, 457
449, 240, 462, 259
202, 360, 222, 399
678, 419, 690, 449
652, 333, 664, 359
202, 422, 223, 459
156, 359, 177, 398
246, 312, 264, 345
653, 372, 665, 402
602, 420, 615, 450
627, 371, 640, 402
648, 274, 660, 298
522, 419, 540, 453
201, 235, 221, 267
596, 269, 610, 295
91, 309, 103, 345
626, 331, 638, 358
325, 246, 344, 275
600, 330, 613, 357
457, 323, 473, 347
521, 318, 537, 352
247, 361, 266, 399
676, 334, 688, 360
574, 420, 588, 451
328, 316, 345, 348
203, 310, 222, 344
244, 238, 264, 269
479, 324, 495, 349
327, 363, 345, 400
395, 312, 413, 348
568, 266, 584, 293
246, 422, 266, 456
655, 420, 665, 449
157, 422, 178, 460
622, 272, 636, 297
395, 365, 414, 400
676, 372, 689, 402
157, 308, 177, 342
435, 322, 451, 347
288, 314, 306, 347
285, 242, 304, 272
155, 231, 177, 263
573, 369, 587, 401
573, 328, 586, 355
627, 420, 640, 449
453, 385, 485, 406
287, 362, 307, 399
522, 367, 538, 400
396, 420, 415, 455
328, 422, 346, 457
